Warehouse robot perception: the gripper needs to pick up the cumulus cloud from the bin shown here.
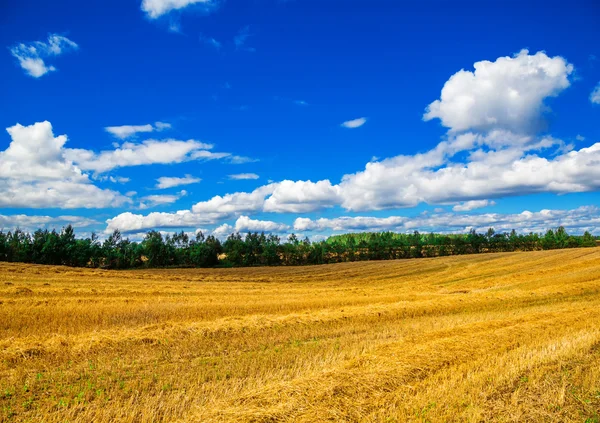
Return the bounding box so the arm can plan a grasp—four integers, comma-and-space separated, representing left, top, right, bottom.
0, 121, 129, 209
263, 180, 341, 213
141, 0, 217, 18
452, 200, 496, 212
139, 190, 187, 209
190, 180, 340, 215
106, 210, 219, 234
106, 180, 338, 233
65, 138, 227, 173
191, 184, 277, 216
108, 205, 600, 239
114, 130, 600, 227
341, 117, 367, 129
183, 128, 599, 215
424, 50, 573, 133
101, 50, 600, 235
122, 229, 208, 243
228, 173, 259, 180
294, 216, 406, 232
156, 175, 201, 189
337, 133, 597, 211
234, 215, 289, 233
0, 214, 98, 232
10, 34, 78, 78
104, 122, 171, 139
210, 217, 289, 239
212, 223, 234, 238
294, 206, 600, 235
591, 83, 600, 104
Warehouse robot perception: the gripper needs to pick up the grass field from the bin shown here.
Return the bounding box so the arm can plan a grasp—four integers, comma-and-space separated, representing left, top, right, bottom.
1, 248, 600, 422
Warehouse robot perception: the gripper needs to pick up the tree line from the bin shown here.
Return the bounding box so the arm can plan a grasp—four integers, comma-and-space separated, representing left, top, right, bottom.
0, 225, 596, 269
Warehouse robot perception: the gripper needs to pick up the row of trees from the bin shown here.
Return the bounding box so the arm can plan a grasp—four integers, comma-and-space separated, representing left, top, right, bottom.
222, 227, 597, 266
0, 227, 222, 269
0, 225, 596, 269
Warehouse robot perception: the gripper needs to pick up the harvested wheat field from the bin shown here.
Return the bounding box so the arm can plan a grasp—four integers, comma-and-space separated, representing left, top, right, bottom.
1, 248, 600, 423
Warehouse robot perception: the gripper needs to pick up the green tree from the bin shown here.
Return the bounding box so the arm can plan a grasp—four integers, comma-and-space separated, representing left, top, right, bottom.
142, 231, 166, 267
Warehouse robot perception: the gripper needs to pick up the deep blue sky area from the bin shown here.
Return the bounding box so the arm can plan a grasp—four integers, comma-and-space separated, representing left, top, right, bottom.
1, 0, 600, 238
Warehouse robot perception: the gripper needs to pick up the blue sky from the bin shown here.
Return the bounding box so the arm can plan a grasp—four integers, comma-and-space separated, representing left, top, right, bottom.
1, 0, 600, 240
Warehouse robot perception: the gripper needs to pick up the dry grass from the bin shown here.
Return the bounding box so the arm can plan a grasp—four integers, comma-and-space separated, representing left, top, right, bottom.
1, 248, 599, 422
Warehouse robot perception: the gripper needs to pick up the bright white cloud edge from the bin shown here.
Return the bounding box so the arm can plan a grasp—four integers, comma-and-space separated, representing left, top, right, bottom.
341, 117, 367, 129
0, 121, 250, 209
10, 34, 78, 78
141, 0, 216, 19
105, 122, 171, 140
228, 173, 259, 180
156, 175, 201, 189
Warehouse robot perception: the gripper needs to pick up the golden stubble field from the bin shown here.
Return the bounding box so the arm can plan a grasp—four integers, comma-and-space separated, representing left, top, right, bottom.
1, 248, 600, 422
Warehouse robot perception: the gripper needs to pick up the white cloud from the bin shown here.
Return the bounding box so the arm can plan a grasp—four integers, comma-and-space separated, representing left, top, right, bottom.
141, 0, 216, 18
95, 175, 130, 184
293, 206, 600, 235
99, 51, 592, 221
452, 200, 496, 212
424, 50, 573, 133
107, 204, 600, 238
0, 179, 128, 210
294, 216, 406, 232
228, 155, 258, 164
0, 121, 129, 209
263, 180, 341, 213
111, 176, 130, 184
189, 180, 340, 216
10, 34, 78, 78
191, 184, 276, 216
139, 190, 187, 209
106, 209, 219, 234
105, 185, 272, 234
156, 175, 201, 189
16, 58, 54, 78
154, 122, 171, 130
591, 83, 600, 104
119, 230, 191, 243
0, 214, 98, 232
234, 215, 289, 233
228, 173, 259, 180
106, 180, 341, 233
337, 134, 598, 211
99, 50, 600, 235
341, 117, 367, 129
105, 121, 171, 139
210, 217, 289, 239
163, 128, 599, 216
212, 223, 234, 238
2, 122, 82, 181
66, 138, 225, 173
